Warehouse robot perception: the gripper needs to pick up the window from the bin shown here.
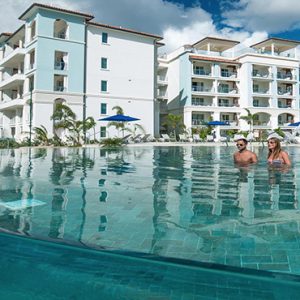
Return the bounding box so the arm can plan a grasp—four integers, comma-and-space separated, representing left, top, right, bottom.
222, 115, 230, 121
102, 32, 108, 43
100, 103, 107, 114
253, 99, 259, 107
101, 57, 108, 69
218, 98, 229, 107
100, 126, 106, 138
101, 80, 107, 92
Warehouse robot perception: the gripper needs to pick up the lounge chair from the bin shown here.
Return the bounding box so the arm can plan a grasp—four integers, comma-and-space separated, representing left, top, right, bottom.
121, 134, 132, 144
179, 134, 189, 142
192, 134, 202, 142
131, 134, 143, 143
220, 136, 229, 146
160, 134, 176, 142
206, 135, 214, 142
282, 131, 298, 144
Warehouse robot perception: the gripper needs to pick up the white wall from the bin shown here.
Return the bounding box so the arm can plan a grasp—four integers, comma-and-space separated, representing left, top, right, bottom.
86, 25, 157, 136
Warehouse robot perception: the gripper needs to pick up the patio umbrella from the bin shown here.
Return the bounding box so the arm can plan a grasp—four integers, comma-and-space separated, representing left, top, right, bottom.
98, 114, 140, 137
288, 121, 300, 127
98, 114, 140, 122
206, 120, 229, 126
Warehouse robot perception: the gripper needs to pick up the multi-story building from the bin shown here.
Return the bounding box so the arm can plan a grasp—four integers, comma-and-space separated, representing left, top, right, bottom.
158, 37, 300, 140
0, 3, 162, 141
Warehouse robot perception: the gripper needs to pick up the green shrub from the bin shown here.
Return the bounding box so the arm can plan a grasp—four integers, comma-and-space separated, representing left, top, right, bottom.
100, 138, 123, 148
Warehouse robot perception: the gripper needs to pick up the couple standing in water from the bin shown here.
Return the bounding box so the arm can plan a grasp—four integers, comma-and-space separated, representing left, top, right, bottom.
233, 135, 291, 166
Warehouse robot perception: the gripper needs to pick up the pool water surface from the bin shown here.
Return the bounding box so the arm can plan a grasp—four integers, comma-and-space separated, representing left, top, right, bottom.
0, 145, 300, 275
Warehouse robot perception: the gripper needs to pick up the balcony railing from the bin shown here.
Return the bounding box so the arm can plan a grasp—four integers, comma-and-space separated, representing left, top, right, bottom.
157, 75, 167, 81
278, 103, 292, 108
54, 86, 67, 92
277, 89, 292, 96
192, 86, 214, 92
192, 119, 206, 125
252, 72, 272, 78
220, 71, 237, 78
193, 70, 211, 76
218, 87, 238, 94
253, 102, 269, 107
253, 89, 269, 94
54, 32, 67, 39
54, 62, 68, 71
277, 73, 295, 80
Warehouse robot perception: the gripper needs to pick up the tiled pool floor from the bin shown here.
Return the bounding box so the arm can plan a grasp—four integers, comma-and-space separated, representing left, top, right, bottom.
1, 232, 300, 300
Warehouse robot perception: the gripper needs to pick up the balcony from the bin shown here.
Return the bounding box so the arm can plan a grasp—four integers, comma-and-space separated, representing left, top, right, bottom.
54, 62, 68, 71
277, 88, 293, 96
157, 75, 168, 85
192, 86, 214, 93
0, 73, 25, 90
277, 72, 296, 81
217, 87, 238, 94
157, 92, 168, 99
0, 98, 26, 111
253, 88, 269, 95
220, 71, 237, 78
252, 71, 272, 80
193, 69, 211, 76
0, 47, 25, 68
54, 86, 67, 92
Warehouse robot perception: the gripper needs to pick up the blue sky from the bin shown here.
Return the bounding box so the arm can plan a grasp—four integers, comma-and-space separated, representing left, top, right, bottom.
1, 0, 300, 52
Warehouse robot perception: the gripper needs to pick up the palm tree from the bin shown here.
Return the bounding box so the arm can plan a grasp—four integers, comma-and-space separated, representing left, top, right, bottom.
163, 113, 185, 139
108, 105, 125, 136
85, 117, 97, 141
33, 125, 50, 145
239, 108, 256, 133
125, 124, 146, 138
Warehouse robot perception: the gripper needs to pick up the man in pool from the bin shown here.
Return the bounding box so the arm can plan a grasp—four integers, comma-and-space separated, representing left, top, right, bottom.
233, 136, 258, 165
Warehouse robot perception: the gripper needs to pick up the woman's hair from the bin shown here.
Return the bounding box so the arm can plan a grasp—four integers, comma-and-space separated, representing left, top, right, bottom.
267, 137, 282, 159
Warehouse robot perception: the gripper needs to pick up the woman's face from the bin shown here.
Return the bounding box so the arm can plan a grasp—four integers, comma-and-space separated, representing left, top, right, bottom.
267, 138, 277, 150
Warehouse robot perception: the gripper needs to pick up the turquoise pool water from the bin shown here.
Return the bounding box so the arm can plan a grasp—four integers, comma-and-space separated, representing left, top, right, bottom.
0, 145, 300, 278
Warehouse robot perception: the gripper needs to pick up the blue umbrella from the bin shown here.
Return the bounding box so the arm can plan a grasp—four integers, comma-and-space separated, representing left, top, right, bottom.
206, 120, 229, 126
98, 114, 140, 122
288, 121, 300, 127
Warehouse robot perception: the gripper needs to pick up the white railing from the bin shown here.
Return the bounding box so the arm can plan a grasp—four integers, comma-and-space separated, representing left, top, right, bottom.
192, 86, 214, 92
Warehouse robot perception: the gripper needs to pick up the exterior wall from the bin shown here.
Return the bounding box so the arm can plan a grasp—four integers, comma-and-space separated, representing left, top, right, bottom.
86, 25, 156, 137
161, 47, 300, 137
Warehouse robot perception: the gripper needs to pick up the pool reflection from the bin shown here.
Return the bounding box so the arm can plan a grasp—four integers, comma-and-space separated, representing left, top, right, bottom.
0, 146, 300, 274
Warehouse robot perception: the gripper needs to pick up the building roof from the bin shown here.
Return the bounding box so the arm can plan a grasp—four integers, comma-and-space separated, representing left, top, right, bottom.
250, 37, 300, 52
190, 55, 240, 65
193, 37, 240, 52
0, 33, 12, 44
19, 3, 94, 21
4, 25, 25, 43
87, 21, 163, 40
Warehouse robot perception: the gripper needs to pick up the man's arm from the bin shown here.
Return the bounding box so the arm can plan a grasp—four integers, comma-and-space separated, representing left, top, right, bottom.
251, 152, 258, 163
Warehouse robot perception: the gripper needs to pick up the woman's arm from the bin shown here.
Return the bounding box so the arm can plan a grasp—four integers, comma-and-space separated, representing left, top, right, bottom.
282, 151, 291, 166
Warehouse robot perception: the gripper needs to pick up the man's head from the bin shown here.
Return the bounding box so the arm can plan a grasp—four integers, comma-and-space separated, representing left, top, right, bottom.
235, 138, 248, 151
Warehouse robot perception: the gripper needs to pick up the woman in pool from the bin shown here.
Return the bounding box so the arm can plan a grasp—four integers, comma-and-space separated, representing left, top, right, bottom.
267, 137, 291, 166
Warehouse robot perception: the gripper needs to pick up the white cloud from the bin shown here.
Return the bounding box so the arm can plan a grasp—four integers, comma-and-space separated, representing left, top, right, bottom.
0, 0, 268, 53
222, 0, 300, 33
0, 0, 80, 33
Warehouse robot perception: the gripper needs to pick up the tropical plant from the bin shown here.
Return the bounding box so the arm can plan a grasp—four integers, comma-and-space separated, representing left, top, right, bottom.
33, 125, 51, 145
85, 116, 97, 142
100, 138, 123, 148
239, 108, 256, 133
124, 124, 146, 137
162, 113, 185, 138
107, 105, 126, 136
51, 103, 95, 146
274, 127, 285, 137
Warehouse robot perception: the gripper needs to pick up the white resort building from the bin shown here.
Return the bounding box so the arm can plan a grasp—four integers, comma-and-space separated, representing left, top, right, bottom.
0, 3, 300, 142
0, 3, 162, 141
158, 37, 300, 140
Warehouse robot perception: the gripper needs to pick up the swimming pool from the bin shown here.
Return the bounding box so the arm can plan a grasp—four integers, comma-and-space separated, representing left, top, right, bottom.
0, 145, 300, 278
